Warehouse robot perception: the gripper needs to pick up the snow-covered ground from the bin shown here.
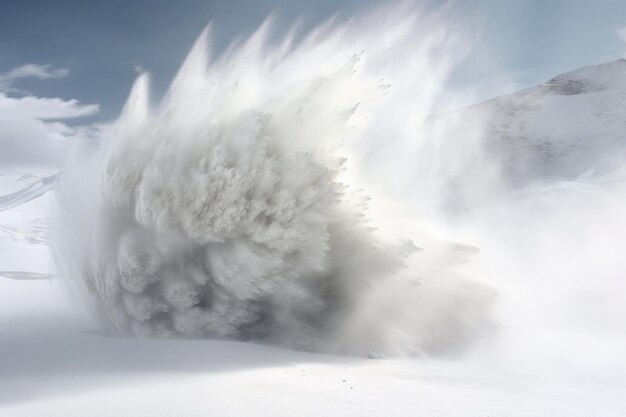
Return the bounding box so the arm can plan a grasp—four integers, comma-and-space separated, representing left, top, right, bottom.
0, 169, 56, 279
2, 278, 625, 417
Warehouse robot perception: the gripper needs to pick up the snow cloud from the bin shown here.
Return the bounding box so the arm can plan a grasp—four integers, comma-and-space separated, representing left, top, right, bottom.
0, 64, 99, 167
57, 8, 492, 357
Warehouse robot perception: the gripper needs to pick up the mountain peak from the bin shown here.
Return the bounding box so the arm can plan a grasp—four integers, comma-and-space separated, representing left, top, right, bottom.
543, 59, 626, 95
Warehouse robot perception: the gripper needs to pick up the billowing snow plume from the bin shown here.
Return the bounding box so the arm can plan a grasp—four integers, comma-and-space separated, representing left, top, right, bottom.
56, 6, 492, 357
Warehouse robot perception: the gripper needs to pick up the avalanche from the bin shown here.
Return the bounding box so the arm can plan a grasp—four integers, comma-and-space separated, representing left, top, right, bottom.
55, 6, 493, 357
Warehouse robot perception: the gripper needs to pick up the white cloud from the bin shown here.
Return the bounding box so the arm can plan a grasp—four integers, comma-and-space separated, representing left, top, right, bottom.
0, 64, 70, 91
1, 95, 99, 120
0, 64, 99, 167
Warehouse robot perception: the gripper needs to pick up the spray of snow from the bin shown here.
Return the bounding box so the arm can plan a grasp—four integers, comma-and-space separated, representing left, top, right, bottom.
402, 60, 626, 365
55, 5, 494, 357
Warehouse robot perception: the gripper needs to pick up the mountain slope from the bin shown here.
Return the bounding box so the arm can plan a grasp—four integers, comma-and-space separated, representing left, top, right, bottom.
477, 59, 626, 179
415, 59, 626, 213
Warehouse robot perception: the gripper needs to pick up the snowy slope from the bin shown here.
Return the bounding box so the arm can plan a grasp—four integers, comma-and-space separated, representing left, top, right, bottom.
0, 174, 57, 212
0, 169, 57, 278
478, 60, 626, 180
461, 59, 626, 177
414, 59, 626, 214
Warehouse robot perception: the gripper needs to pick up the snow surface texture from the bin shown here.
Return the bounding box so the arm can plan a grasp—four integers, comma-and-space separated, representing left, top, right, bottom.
0, 173, 57, 212
0, 169, 57, 278
56, 7, 493, 357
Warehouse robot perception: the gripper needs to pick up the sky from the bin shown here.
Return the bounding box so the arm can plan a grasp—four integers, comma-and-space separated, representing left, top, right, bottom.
1, 0, 626, 165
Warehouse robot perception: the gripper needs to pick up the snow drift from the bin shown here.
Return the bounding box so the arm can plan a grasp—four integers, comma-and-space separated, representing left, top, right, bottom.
55, 6, 493, 357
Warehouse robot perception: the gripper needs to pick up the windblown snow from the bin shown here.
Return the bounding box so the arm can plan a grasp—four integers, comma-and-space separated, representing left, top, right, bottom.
55, 10, 492, 357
